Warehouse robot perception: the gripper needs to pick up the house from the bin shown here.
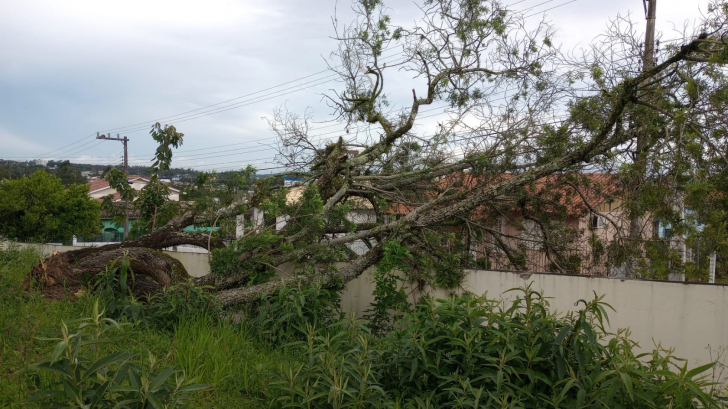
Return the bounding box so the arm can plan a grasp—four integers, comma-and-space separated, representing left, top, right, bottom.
88, 175, 180, 202
476, 173, 629, 276
385, 172, 661, 277
283, 177, 302, 187
233, 174, 634, 266
84, 175, 182, 243
235, 185, 377, 255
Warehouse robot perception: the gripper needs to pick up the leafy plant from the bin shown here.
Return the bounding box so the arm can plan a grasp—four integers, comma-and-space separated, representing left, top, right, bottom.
364, 240, 412, 336
269, 286, 726, 408
92, 255, 146, 322
23, 300, 210, 408
91, 255, 219, 331
246, 283, 342, 345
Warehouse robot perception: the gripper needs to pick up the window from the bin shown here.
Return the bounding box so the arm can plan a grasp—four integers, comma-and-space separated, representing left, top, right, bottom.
591, 214, 606, 229
520, 219, 542, 250
656, 220, 672, 239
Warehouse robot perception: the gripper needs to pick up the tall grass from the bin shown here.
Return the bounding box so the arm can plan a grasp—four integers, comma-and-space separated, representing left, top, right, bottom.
173, 314, 236, 386
0, 244, 287, 408
173, 314, 281, 407
0, 244, 86, 407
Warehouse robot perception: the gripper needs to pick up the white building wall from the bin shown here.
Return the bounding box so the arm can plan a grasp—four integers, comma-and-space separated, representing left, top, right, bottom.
340, 267, 728, 372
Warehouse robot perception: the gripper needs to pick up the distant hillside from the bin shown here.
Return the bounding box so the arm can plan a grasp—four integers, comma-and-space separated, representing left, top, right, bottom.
0, 159, 286, 186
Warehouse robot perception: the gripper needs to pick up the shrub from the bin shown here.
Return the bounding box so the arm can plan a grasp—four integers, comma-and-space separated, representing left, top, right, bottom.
269, 287, 726, 408
92, 256, 146, 321
145, 284, 220, 331
364, 240, 412, 337
245, 283, 341, 345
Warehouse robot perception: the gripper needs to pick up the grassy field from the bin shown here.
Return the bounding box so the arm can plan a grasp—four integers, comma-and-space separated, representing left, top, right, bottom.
0, 245, 286, 408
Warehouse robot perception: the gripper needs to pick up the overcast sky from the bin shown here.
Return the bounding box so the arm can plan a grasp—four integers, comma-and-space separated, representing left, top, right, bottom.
0, 0, 713, 172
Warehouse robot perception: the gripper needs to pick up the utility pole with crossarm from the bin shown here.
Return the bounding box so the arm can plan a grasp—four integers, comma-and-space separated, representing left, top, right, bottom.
97, 132, 130, 239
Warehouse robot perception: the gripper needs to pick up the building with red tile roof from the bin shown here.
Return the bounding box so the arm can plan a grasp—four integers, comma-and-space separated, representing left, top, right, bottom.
87, 175, 180, 203
384, 171, 629, 276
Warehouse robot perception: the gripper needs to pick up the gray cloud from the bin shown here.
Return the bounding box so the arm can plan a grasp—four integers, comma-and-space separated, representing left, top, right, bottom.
0, 0, 711, 171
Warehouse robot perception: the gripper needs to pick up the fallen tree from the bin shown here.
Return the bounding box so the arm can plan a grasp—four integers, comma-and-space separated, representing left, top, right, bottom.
24, 0, 728, 306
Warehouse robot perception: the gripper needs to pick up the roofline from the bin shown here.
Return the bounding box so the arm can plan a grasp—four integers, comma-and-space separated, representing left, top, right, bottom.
89, 177, 180, 194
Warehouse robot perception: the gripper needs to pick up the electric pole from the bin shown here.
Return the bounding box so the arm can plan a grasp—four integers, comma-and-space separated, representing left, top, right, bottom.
643, 0, 657, 70
625, 0, 658, 278
97, 132, 130, 239
642, 0, 686, 281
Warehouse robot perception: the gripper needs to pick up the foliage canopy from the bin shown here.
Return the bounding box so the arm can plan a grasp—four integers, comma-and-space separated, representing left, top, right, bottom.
0, 170, 100, 242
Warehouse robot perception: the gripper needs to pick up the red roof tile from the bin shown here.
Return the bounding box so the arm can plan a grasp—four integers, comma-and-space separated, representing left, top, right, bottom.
386, 172, 620, 217
88, 175, 144, 193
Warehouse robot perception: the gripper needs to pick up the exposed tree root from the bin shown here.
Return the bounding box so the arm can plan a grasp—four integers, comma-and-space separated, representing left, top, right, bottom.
23, 247, 189, 301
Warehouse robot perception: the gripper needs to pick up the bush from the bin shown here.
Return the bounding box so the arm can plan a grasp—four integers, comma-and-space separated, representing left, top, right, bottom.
364, 240, 412, 337
145, 284, 220, 331
269, 287, 726, 408
92, 256, 146, 321
245, 283, 342, 345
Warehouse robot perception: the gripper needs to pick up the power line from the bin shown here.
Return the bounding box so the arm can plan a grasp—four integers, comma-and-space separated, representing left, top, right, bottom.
133, 85, 585, 167
34, 133, 97, 159
100, 70, 334, 134
56, 140, 107, 160
523, 0, 580, 19
15, 0, 631, 163
517, 0, 563, 14
140, 94, 521, 163
102, 49, 408, 135
114, 55, 411, 135
12, 0, 561, 160
57, 84, 594, 166
187, 112, 573, 173
142, 102, 454, 157
10, 52, 401, 161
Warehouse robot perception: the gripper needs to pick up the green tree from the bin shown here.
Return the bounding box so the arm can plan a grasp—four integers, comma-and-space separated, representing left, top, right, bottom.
103, 123, 185, 235
0, 170, 101, 242
54, 160, 87, 187
23, 0, 728, 307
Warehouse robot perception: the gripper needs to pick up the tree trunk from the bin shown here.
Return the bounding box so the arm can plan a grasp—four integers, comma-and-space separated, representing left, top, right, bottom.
214, 246, 383, 307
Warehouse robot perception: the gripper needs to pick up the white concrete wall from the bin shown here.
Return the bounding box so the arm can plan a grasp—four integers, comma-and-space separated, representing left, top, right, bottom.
6, 242, 210, 277
341, 268, 728, 372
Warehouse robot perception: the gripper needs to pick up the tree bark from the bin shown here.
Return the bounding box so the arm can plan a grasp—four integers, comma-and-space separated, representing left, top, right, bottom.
214, 246, 383, 307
